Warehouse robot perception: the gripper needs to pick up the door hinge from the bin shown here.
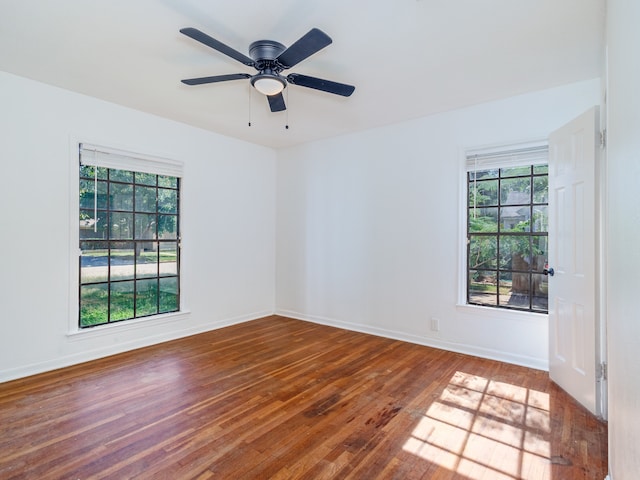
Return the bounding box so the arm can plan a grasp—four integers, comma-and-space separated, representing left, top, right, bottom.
600, 129, 607, 149
598, 361, 608, 381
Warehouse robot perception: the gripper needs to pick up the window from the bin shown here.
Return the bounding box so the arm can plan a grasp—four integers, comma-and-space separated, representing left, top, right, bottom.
78, 144, 182, 328
466, 144, 548, 313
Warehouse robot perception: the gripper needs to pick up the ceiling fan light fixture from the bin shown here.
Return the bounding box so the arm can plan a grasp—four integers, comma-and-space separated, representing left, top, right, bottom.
252, 74, 286, 96
180, 27, 355, 113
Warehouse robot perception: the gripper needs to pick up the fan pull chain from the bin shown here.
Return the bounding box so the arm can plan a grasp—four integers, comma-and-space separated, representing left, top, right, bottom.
248, 86, 252, 127
285, 87, 289, 130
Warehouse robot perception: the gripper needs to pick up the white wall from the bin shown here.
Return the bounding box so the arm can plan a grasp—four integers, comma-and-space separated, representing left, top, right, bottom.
606, 0, 640, 478
276, 78, 600, 370
0, 71, 276, 382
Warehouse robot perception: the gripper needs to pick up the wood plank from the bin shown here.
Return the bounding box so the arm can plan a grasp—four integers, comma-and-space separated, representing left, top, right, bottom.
0, 315, 607, 479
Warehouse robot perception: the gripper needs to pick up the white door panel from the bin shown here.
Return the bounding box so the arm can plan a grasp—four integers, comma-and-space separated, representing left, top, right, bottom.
548, 106, 599, 415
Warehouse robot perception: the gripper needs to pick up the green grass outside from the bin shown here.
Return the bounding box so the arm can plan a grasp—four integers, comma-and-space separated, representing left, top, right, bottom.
80, 281, 178, 327
469, 282, 512, 295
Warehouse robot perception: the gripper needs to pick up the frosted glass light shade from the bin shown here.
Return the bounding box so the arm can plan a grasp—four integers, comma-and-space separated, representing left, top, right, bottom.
253, 76, 285, 96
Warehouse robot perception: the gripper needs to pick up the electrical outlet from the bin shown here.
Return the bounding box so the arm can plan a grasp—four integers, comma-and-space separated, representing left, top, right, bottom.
430, 317, 440, 332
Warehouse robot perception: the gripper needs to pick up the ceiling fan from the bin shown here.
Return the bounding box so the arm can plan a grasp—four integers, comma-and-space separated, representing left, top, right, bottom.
179, 27, 355, 112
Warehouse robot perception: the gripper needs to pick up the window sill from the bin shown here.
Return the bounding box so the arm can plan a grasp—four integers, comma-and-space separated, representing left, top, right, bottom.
67, 310, 191, 339
456, 303, 547, 322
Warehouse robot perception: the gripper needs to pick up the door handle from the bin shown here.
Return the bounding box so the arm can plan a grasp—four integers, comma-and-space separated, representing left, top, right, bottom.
543, 266, 555, 276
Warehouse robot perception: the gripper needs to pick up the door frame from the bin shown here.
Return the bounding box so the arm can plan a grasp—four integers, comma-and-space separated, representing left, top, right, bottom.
596, 78, 609, 420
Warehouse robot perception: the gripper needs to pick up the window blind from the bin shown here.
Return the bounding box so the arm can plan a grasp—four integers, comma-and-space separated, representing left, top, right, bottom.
79, 143, 183, 178
466, 142, 548, 171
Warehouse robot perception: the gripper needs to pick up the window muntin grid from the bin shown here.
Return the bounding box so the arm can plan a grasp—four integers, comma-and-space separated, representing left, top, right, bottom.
79, 165, 180, 327
467, 165, 548, 313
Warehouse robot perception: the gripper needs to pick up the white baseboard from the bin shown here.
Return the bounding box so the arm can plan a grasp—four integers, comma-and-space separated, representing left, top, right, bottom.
0, 310, 274, 383
3, 308, 547, 384
276, 309, 548, 371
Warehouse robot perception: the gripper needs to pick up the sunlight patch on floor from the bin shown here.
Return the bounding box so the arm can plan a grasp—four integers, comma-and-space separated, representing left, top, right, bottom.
403, 371, 551, 480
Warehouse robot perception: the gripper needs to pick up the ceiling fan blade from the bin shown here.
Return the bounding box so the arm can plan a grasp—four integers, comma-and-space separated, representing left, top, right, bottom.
267, 92, 286, 112
181, 73, 251, 85
180, 27, 255, 66
286, 73, 355, 97
276, 28, 332, 69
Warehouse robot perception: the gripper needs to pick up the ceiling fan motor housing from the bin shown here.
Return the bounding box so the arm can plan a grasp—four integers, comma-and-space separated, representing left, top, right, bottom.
249, 40, 286, 70
249, 40, 288, 94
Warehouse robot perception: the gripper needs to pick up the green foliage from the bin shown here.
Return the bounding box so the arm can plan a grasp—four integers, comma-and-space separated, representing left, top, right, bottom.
469, 236, 496, 270
467, 168, 548, 280
469, 213, 497, 233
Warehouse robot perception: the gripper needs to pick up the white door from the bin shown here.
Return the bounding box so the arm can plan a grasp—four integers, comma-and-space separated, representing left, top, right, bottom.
548, 106, 600, 416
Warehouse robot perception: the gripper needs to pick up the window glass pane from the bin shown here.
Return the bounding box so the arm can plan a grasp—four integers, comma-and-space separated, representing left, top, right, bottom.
79, 165, 92, 179
533, 176, 548, 203
79, 165, 107, 180
502, 271, 530, 310
159, 176, 178, 188
110, 169, 133, 183
110, 212, 133, 239
469, 179, 498, 207
110, 241, 135, 281
80, 209, 108, 240
80, 284, 108, 327
135, 213, 156, 240
532, 206, 548, 232
469, 169, 498, 181
532, 273, 549, 311
158, 188, 178, 214
80, 241, 109, 284
159, 277, 179, 313
469, 207, 498, 233
79, 179, 108, 210
499, 236, 531, 270
135, 172, 157, 186
137, 250, 159, 278
469, 236, 497, 270
111, 183, 133, 211
534, 165, 548, 174
136, 279, 158, 317
468, 270, 497, 306
501, 166, 531, 177
500, 206, 530, 232
511, 248, 532, 271
500, 177, 531, 205
110, 281, 135, 321
158, 214, 178, 239
135, 186, 157, 212
160, 243, 178, 276
498, 271, 512, 306
532, 236, 548, 272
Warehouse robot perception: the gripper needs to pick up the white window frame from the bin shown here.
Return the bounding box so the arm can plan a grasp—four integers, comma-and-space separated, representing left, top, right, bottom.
68, 138, 187, 336
457, 139, 550, 320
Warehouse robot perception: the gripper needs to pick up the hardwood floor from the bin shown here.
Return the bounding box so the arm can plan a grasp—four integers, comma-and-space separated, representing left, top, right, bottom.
0, 316, 607, 479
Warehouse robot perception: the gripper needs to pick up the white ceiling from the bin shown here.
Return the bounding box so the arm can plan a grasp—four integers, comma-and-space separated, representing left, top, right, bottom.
0, 0, 605, 148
